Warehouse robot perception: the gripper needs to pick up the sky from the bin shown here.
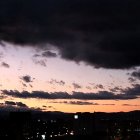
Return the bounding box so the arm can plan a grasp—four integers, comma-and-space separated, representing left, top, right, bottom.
0, 0, 140, 113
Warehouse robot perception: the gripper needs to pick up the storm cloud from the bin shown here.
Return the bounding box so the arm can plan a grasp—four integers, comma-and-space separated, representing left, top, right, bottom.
0, 0, 140, 69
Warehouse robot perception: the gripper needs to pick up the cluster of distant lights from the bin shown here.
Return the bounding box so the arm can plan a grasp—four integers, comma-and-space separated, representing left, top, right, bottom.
26, 130, 74, 140
27, 135, 46, 140
14, 114, 140, 140
48, 126, 74, 138
49, 131, 74, 138
35, 118, 75, 140
108, 122, 140, 139
36, 115, 78, 139
11, 115, 79, 140
36, 131, 74, 139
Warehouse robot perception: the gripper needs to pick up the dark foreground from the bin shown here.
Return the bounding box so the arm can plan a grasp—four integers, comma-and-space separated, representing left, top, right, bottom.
0, 111, 140, 140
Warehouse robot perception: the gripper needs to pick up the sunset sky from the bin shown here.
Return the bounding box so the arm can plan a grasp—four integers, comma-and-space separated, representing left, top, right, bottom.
0, 0, 140, 113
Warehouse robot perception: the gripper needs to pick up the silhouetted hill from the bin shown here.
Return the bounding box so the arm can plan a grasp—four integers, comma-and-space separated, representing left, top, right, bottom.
0, 110, 140, 121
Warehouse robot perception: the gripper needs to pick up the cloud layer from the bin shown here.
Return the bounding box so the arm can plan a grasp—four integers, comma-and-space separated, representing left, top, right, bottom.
2, 84, 140, 100
0, 0, 140, 69
0, 101, 42, 112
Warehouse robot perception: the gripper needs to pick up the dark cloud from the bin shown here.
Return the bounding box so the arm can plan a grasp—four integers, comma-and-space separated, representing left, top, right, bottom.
102, 104, 115, 106
68, 101, 98, 105
20, 76, 34, 88
95, 84, 104, 89
0, 41, 6, 47
0, 104, 42, 112
1, 62, 10, 68
50, 100, 98, 105
33, 50, 57, 58
68, 101, 93, 105
122, 104, 140, 106
0, 0, 140, 69
128, 77, 136, 83
33, 54, 41, 57
109, 86, 123, 92
42, 105, 56, 110
51, 101, 116, 106
5, 101, 28, 108
47, 106, 56, 110
22, 83, 27, 87
0, 95, 5, 99
86, 86, 92, 90
2, 100, 43, 112
72, 83, 82, 89
32, 58, 47, 67
1, 89, 139, 100
29, 84, 33, 88
48, 79, 65, 86
16, 102, 28, 107
5, 101, 16, 106
42, 51, 57, 58
123, 84, 140, 96
20, 75, 33, 83
129, 69, 140, 81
